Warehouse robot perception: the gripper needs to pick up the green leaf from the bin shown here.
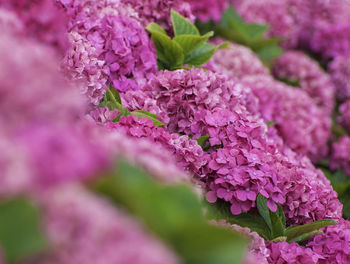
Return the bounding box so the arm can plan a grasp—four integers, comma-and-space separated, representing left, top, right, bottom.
185, 43, 217, 66
196, 136, 210, 148
203, 200, 271, 240
171, 9, 199, 36
0, 198, 47, 264
174, 33, 213, 56
266, 121, 276, 127
130, 111, 165, 127
292, 230, 323, 243
146, 22, 167, 35
217, 41, 230, 49
132, 110, 159, 119
285, 219, 338, 242
269, 206, 285, 238
243, 23, 269, 41
322, 168, 350, 195
220, 7, 244, 28
93, 161, 247, 264
276, 205, 286, 230
148, 31, 184, 69
256, 45, 283, 63
256, 194, 272, 231
105, 86, 124, 112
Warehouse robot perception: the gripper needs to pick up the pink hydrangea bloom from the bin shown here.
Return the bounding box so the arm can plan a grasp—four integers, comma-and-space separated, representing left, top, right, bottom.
267, 241, 322, 264
106, 115, 207, 179
184, 0, 228, 22
241, 74, 331, 162
141, 69, 342, 224
330, 136, 350, 176
206, 40, 269, 80
0, 8, 24, 33
233, 0, 299, 48
59, 1, 157, 105
273, 50, 335, 115
143, 69, 258, 135
121, 89, 171, 124
338, 100, 350, 132
0, 0, 69, 54
310, 23, 350, 59
0, 32, 85, 128
15, 122, 109, 187
329, 54, 350, 100
30, 184, 180, 264
287, 0, 350, 49
122, 0, 194, 32
307, 219, 350, 264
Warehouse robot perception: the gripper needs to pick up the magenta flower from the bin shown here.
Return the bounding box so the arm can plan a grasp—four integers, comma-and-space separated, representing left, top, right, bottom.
59, 1, 157, 105
140, 69, 341, 224
307, 219, 350, 264
206, 40, 269, 80
183, 0, 228, 22
242, 74, 331, 162
338, 100, 350, 132
122, 0, 194, 32
0, 0, 69, 54
233, 0, 299, 48
273, 50, 335, 115
330, 136, 350, 176
329, 54, 350, 101
267, 241, 322, 264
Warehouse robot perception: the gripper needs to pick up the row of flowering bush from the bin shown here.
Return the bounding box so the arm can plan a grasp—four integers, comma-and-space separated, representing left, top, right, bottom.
0, 0, 350, 263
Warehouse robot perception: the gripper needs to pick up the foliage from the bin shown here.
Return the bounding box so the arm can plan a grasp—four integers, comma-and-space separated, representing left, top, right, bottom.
92, 161, 247, 264
147, 10, 228, 70
0, 198, 47, 264
99, 86, 165, 127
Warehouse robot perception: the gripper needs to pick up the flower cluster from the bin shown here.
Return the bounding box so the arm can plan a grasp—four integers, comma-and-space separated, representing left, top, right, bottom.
143, 68, 259, 135
338, 100, 350, 132
330, 136, 350, 176
273, 50, 335, 115
0, 0, 69, 54
267, 241, 322, 264
122, 0, 194, 32
206, 41, 269, 80
329, 54, 350, 101
141, 69, 341, 224
106, 115, 207, 179
307, 219, 350, 263
310, 22, 350, 59
233, 0, 299, 48
183, 0, 228, 22
32, 184, 179, 264
241, 74, 331, 162
59, 0, 157, 105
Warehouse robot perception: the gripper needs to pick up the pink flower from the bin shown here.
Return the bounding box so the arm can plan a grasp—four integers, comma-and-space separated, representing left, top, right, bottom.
267, 241, 322, 264
330, 136, 350, 176
338, 100, 350, 132
206, 40, 269, 80
242, 74, 331, 162
183, 0, 228, 22
0, 0, 70, 54
59, 1, 157, 105
233, 0, 299, 48
273, 50, 335, 115
329, 54, 350, 101
122, 0, 194, 32
307, 219, 350, 264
